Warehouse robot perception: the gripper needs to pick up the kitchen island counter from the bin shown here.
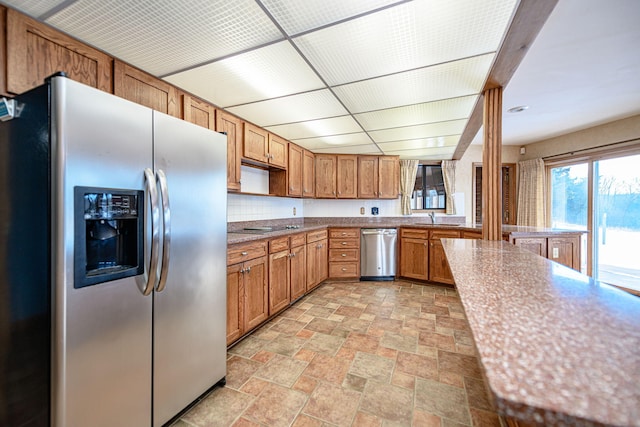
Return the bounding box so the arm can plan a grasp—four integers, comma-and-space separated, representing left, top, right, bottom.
442, 238, 640, 427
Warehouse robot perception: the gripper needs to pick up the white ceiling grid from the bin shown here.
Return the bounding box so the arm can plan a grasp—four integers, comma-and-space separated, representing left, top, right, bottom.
3, 0, 522, 159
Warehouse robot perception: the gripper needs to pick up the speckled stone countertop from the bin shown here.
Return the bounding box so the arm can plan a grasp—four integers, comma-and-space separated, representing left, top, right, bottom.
227, 217, 584, 245
441, 238, 640, 427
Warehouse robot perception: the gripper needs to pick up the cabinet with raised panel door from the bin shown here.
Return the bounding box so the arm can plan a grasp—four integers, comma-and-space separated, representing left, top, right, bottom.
337, 155, 358, 198
315, 154, 337, 198
328, 228, 360, 279
267, 133, 288, 169
182, 94, 215, 129
399, 228, 430, 281
5, 8, 113, 95
114, 61, 179, 117
378, 156, 399, 199
287, 144, 303, 197
268, 237, 291, 315
302, 150, 315, 198
290, 234, 307, 301
357, 155, 398, 199
428, 229, 459, 285
227, 240, 268, 345
215, 110, 242, 192
306, 230, 328, 291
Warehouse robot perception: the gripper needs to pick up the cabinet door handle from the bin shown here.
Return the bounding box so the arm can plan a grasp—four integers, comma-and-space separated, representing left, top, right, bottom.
333, 191, 336, 195
341, 268, 347, 271
341, 253, 346, 257
241, 251, 248, 256
246, 266, 251, 273
240, 268, 245, 274
424, 243, 427, 247
341, 242, 347, 245
341, 232, 347, 236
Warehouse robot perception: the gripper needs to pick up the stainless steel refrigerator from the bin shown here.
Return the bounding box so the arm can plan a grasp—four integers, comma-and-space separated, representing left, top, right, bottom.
0, 75, 227, 426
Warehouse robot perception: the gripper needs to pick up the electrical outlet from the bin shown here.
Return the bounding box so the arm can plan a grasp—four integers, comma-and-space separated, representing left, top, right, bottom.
293, 207, 296, 216
360, 207, 365, 215
552, 247, 559, 258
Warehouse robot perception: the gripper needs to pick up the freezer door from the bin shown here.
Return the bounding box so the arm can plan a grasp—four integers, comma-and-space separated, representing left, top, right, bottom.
152, 112, 227, 426
51, 77, 153, 426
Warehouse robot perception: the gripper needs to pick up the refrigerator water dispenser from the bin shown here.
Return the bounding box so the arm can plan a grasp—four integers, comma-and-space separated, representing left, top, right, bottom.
74, 186, 144, 288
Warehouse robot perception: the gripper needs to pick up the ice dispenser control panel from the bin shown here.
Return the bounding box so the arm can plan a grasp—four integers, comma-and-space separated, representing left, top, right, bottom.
74, 187, 144, 288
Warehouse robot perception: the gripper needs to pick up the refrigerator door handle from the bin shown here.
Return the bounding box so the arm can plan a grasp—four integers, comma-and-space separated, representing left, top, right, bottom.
156, 169, 171, 292
143, 168, 160, 296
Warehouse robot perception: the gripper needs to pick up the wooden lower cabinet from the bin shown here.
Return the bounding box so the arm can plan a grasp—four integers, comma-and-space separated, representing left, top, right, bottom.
306, 231, 328, 291
328, 228, 360, 279
269, 250, 291, 315
400, 237, 429, 281
227, 255, 268, 345
290, 244, 307, 301
428, 230, 459, 285
511, 234, 582, 271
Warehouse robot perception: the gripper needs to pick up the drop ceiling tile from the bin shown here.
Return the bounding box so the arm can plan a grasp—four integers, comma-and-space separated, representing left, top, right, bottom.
313, 144, 382, 154
266, 116, 362, 140
46, 0, 283, 76
293, 0, 517, 85
261, 0, 401, 35
355, 96, 477, 130
377, 135, 460, 151
369, 120, 466, 143
225, 89, 347, 127
3, 0, 67, 17
165, 41, 323, 107
291, 132, 372, 149
333, 54, 494, 113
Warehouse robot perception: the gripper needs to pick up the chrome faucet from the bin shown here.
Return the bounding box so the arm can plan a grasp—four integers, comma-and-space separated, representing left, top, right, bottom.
429, 212, 436, 224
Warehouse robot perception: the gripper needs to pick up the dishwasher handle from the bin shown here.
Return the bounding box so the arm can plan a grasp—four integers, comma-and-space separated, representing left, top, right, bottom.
361, 228, 397, 235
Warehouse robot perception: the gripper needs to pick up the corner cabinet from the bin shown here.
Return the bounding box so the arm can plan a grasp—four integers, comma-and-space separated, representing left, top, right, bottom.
511, 233, 582, 271
6, 8, 113, 95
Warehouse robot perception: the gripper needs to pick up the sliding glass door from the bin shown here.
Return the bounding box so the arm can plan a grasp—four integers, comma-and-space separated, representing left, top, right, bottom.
549, 152, 640, 293
593, 155, 640, 291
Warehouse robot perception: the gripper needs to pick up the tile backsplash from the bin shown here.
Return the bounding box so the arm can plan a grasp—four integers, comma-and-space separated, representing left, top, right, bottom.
228, 193, 303, 222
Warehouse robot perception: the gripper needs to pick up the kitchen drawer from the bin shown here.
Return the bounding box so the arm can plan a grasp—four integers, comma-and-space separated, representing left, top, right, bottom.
227, 240, 267, 265
462, 230, 482, 239
329, 228, 359, 239
329, 262, 358, 278
430, 230, 460, 239
307, 229, 328, 243
400, 228, 429, 239
290, 233, 306, 248
329, 248, 359, 262
329, 238, 359, 249
269, 236, 290, 254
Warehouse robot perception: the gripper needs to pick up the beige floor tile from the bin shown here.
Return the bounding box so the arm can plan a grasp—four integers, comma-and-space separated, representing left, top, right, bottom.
242, 382, 307, 427
303, 353, 351, 384
303, 382, 362, 426
181, 387, 253, 427
253, 354, 308, 387
415, 378, 471, 425
359, 380, 414, 424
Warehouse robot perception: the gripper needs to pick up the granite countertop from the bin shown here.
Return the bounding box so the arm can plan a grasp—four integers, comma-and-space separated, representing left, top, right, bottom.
441, 238, 640, 426
227, 217, 585, 245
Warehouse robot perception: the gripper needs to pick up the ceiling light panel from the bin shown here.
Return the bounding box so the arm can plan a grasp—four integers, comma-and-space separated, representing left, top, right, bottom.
226, 89, 347, 127
164, 41, 324, 107
291, 132, 373, 149
355, 96, 477, 130
376, 135, 459, 151
260, 0, 401, 35
333, 54, 494, 113
266, 116, 362, 140
3, 0, 68, 17
293, 0, 517, 85
313, 144, 382, 154
46, 0, 283, 76
368, 120, 466, 143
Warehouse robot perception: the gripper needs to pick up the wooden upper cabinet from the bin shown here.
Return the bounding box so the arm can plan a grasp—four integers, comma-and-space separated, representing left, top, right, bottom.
216, 110, 243, 192
288, 144, 303, 197
337, 155, 358, 199
182, 94, 214, 129
6, 8, 113, 95
114, 61, 178, 117
358, 156, 379, 198
267, 133, 288, 169
243, 122, 268, 163
378, 156, 399, 199
315, 154, 337, 198
302, 150, 315, 198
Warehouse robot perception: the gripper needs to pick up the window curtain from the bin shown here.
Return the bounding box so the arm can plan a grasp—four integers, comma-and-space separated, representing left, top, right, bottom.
517, 158, 546, 227
441, 160, 457, 215
400, 160, 419, 215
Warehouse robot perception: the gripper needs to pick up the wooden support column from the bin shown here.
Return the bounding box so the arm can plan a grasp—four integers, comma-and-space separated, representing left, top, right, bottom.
482, 87, 503, 240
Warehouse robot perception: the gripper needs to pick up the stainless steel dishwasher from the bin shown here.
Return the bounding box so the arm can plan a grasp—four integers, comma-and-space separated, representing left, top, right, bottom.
360, 228, 397, 280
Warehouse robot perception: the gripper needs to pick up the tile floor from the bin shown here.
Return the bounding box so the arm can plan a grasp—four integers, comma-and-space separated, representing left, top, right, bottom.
171, 280, 501, 427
